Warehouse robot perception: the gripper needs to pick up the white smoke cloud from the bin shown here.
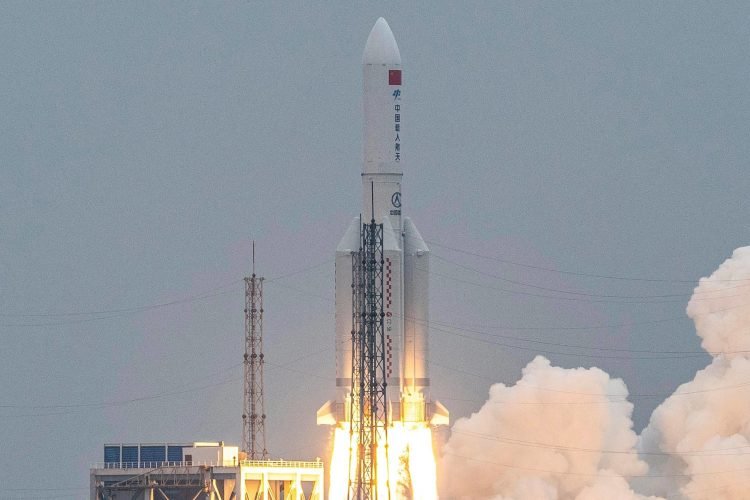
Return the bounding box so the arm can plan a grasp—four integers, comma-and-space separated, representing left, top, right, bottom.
639, 246, 750, 499
440, 246, 750, 499
688, 247, 750, 359
440, 356, 659, 499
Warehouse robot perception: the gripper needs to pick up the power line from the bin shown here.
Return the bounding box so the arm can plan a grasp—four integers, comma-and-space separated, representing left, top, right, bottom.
0, 376, 241, 418
0, 343, 333, 417
442, 452, 750, 479
427, 314, 687, 332
425, 318, 735, 356
259, 262, 750, 338
0, 362, 243, 410
449, 429, 750, 457
0, 258, 331, 322
432, 253, 750, 300
427, 267, 716, 304
264, 259, 331, 283
423, 237, 750, 284
266, 272, 743, 345
430, 359, 750, 399
441, 395, 631, 406
429, 323, 709, 360
0, 281, 242, 320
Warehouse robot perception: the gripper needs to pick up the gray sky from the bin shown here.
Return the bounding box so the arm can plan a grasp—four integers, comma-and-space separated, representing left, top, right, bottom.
0, 2, 748, 496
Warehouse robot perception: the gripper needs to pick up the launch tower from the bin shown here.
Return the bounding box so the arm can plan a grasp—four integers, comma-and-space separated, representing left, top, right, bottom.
349, 204, 390, 499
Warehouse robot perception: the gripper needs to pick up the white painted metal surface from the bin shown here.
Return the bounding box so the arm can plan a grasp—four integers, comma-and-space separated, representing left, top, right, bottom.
319, 17, 447, 429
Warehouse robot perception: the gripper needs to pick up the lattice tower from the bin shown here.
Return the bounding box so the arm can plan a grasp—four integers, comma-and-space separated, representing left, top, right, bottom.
242, 243, 268, 459
348, 213, 390, 500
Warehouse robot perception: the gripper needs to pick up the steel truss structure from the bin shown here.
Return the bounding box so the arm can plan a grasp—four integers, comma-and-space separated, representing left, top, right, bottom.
95, 465, 218, 500
243, 243, 268, 460
348, 216, 390, 500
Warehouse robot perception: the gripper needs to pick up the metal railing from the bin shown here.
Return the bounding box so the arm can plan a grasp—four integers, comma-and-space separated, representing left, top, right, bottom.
240, 459, 323, 469
92, 460, 229, 469
92, 459, 323, 470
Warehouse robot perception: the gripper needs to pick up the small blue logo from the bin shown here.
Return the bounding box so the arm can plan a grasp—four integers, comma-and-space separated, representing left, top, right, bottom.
392, 89, 401, 100
391, 192, 401, 208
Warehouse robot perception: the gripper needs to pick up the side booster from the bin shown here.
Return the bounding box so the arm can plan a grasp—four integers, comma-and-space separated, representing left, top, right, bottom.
318, 18, 448, 427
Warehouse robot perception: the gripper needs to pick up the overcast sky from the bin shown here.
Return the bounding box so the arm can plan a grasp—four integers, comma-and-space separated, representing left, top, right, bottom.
1, 2, 748, 496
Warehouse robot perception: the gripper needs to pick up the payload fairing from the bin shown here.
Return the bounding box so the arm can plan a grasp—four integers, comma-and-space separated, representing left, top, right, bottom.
317, 18, 448, 429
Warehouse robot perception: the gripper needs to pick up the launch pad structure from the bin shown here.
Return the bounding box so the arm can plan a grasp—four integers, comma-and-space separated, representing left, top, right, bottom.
91, 443, 324, 500
348, 208, 389, 499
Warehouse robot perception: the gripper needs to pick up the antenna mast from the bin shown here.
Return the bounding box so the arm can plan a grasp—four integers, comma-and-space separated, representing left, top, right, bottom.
243, 241, 268, 459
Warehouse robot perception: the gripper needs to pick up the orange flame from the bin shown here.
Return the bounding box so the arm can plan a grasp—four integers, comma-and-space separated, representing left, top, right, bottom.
329, 422, 437, 499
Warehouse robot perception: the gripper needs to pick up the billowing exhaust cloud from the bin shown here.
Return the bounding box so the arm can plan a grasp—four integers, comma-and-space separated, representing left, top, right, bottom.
640, 247, 750, 499
441, 247, 750, 499
440, 356, 660, 499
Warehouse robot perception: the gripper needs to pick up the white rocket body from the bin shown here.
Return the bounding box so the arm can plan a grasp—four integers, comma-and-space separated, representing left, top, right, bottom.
319, 18, 447, 427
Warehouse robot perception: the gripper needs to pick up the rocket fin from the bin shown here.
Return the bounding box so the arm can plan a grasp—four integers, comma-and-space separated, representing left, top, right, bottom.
429, 400, 450, 426
317, 400, 337, 426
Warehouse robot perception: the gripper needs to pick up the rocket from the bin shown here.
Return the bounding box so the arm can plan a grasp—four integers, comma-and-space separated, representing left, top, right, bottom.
318, 18, 448, 428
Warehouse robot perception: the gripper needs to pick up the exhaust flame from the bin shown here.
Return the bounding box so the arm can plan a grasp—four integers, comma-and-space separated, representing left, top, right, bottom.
329, 422, 438, 499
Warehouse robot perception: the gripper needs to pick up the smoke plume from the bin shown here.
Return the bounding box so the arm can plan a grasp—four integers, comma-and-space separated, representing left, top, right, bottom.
441, 247, 750, 499
639, 246, 750, 499
440, 356, 659, 499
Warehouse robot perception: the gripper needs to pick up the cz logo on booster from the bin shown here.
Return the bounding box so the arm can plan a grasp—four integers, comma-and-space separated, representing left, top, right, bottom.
391, 192, 401, 208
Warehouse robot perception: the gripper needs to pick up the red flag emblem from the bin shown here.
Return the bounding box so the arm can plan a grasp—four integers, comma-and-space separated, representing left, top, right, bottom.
389, 70, 402, 85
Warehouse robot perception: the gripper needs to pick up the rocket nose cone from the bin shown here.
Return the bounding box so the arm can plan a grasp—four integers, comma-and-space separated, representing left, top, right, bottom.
362, 17, 401, 65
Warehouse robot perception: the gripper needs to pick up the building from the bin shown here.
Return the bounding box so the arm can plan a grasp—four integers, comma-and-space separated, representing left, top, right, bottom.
91, 442, 324, 499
